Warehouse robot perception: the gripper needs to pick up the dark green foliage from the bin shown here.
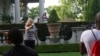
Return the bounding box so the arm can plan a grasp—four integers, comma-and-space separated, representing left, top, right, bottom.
0, 44, 79, 54
84, 0, 100, 22
48, 9, 60, 23
35, 44, 79, 53
1, 14, 13, 24
28, 7, 39, 19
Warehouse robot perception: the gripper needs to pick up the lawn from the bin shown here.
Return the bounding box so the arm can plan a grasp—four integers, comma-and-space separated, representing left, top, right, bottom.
39, 52, 81, 56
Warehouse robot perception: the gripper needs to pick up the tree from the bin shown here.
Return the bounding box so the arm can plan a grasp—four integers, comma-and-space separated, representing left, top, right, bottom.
83, 0, 100, 22
58, 0, 84, 21
28, 7, 39, 19
59, 0, 72, 19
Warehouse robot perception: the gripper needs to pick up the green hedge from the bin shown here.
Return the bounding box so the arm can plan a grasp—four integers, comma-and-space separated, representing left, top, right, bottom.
0, 44, 79, 54
35, 44, 79, 53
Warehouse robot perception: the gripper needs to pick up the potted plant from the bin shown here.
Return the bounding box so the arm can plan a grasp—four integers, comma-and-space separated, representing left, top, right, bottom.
47, 9, 61, 42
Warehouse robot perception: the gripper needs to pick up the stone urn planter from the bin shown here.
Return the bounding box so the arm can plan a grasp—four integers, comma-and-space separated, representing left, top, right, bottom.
47, 23, 61, 37
47, 23, 61, 43
47, 9, 61, 43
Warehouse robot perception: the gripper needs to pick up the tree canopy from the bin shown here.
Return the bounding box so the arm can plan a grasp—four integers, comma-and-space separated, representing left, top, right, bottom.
83, 0, 100, 22
28, 7, 39, 19
28, 0, 100, 22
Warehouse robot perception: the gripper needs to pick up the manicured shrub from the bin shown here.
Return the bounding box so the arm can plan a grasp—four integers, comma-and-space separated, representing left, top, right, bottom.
48, 9, 60, 23
0, 44, 79, 54
35, 44, 79, 53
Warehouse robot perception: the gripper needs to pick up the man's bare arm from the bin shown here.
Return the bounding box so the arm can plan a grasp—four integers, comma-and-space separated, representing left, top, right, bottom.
80, 42, 87, 55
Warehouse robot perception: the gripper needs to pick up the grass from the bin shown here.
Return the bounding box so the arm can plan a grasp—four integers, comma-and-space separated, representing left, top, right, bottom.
39, 52, 81, 56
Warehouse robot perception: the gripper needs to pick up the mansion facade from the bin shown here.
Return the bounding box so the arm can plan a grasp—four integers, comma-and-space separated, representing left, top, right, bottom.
0, 0, 44, 24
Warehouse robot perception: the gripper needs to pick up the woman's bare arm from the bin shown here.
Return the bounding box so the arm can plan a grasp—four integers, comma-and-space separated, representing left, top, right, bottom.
25, 25, 33, 31
34, 31, 39, 45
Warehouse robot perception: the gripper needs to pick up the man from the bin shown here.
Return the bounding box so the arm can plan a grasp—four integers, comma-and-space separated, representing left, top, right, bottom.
80, 12, 100, 56
3, 28, 38, 56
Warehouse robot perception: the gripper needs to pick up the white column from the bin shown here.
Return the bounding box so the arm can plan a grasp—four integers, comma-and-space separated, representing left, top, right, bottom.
15, 0, 20, 24
10, 4, 15, 23
39, 0, 45, 23
24, 3, 28, 17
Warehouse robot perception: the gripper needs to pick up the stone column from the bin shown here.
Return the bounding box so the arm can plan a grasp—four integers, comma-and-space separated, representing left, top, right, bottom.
39, 0, 45, 23
10, 4, 15, 23
23, 3, 28, 17
15, 0, 20, 23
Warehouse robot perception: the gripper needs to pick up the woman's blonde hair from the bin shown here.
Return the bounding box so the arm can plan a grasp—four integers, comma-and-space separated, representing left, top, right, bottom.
25, 18, 34, 26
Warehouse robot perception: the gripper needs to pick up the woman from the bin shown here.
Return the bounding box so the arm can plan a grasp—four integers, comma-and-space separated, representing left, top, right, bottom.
24, 18, 38, 49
